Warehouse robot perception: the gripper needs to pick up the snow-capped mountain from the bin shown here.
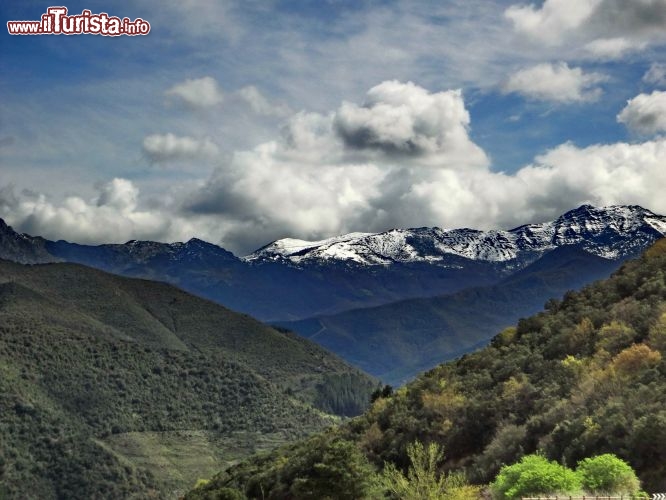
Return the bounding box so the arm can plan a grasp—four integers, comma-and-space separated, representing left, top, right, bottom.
247, 205, 666, 266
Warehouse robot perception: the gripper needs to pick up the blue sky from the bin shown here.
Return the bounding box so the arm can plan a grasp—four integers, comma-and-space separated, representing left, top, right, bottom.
2, 0, 666, 254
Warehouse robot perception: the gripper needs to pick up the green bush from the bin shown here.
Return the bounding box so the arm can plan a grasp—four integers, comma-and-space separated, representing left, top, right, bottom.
492, 455, 581, 500
576, 454, 640, 494
289, 438, 381, 500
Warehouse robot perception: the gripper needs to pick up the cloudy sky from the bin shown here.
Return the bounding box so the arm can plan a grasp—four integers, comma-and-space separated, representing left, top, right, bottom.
2, 0, 666, 255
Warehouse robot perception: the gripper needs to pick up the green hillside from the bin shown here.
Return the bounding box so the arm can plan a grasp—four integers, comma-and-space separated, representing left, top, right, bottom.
0, 260, 376, 498
189, 239, 666, 498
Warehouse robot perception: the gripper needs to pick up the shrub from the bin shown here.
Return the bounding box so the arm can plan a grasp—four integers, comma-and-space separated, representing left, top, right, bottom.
491, 454, 581, 500
382, 441, 480, 500
289, 438, 381, 500
576, 454, 640, 494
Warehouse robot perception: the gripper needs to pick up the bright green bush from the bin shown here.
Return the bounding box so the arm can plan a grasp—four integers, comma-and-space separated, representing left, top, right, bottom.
576, 454, 640, 494
492, 454, 581, 500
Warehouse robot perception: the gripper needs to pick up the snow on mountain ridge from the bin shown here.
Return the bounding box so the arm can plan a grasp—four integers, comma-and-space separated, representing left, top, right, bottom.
245, 205, 666, 265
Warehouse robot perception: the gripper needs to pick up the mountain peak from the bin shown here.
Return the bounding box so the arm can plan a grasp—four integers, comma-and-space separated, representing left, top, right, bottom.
0, 217, 57, 264
246, 205, 666, 266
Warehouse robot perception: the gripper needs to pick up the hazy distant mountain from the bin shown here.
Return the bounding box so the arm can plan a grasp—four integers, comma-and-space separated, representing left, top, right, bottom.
278, 245, 620, 384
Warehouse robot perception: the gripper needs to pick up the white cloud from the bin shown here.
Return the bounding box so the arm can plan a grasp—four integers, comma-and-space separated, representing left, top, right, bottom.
505, 0, 600, 45
392, 139, 666, 232
0, 179, 181, 245
505, 0, 666, 59
180, 81, 489, 248
176, 81, 666, 252
584, 37, 646, 58
512, 140, 666, 218
96, 178, 138, 212
5, 80, 666, 255
165, 76, 223, 109
643, 63, 666, 87
617, 90, 666, 135
5, 138, 666, 256
142, 133, 220, 163
503, 62, 606, 103
237, 86, 291, 117
333, 80, 488, 167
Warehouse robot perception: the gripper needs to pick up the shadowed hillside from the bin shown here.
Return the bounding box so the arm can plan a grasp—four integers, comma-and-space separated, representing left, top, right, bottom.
0, 260, 376, 498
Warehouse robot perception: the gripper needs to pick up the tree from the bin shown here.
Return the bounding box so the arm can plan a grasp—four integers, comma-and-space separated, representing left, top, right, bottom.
289, 438, 381, 500
382, 440, 479, 500
595, 321, 636, 354
491, 454, 581, 500
371, 384, 394, 403
611, 344, 662, 377
576, 454, 640, 494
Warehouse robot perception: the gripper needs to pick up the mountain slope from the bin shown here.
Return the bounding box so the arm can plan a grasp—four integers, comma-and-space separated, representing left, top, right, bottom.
189, 238, 666, 498
0, 218, 57, 264
279, 246, 624, 383
0, 259, 376, 498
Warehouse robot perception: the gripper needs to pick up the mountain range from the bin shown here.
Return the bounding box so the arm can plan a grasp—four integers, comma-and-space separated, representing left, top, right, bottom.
2, 204, 665, 383
3, 204, 666, 497
249, 204, 666, 264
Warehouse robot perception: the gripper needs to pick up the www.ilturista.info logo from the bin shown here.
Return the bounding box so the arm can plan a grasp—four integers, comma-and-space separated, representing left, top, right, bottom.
7, 6, 150, 36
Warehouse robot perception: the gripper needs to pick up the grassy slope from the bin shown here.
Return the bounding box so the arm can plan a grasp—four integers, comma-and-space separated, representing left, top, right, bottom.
191, 239, 666, 498
0, 260, 375, 498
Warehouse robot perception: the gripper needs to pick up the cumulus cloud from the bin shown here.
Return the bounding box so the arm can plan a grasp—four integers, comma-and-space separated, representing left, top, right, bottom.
96, 178, 138, 212
165, 76, 223, 108
510, 140, 666, 218
0, 179, 179, 245
237, 86, 291, 117
378, 139, 666, 232
505, 0, 666, 58
142, 133, 219, 163
617, 90, 666, 135
503, 62, 606, 102
175, 81, 666, 252
178, 81, 489, 248
333, 80, 488, 167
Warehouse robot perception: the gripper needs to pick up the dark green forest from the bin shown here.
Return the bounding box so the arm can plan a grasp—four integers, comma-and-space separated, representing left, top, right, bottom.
188, 239, 666, 498
0, 260, 376, 498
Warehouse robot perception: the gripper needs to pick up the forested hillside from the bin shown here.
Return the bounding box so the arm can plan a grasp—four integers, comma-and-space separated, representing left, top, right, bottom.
189, 239, 666, 498
281, 246, 620, 383
0, 260, 376, 498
